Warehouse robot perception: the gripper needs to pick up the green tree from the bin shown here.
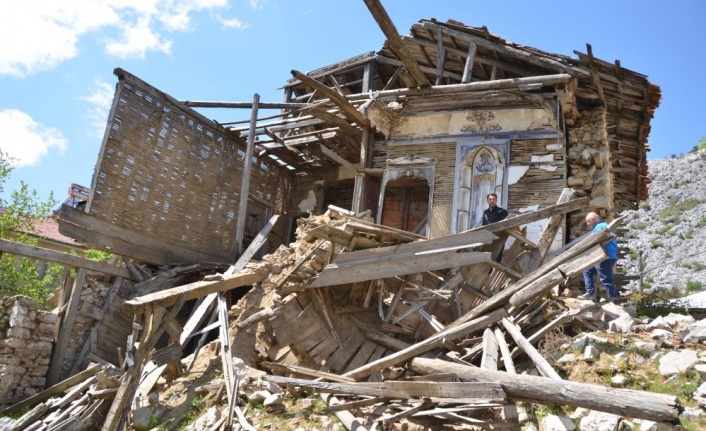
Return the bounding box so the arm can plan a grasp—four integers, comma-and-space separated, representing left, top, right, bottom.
0, 149, 61, 307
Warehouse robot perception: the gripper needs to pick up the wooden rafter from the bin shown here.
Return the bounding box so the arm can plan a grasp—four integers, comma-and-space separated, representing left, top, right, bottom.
363, 0, 430, 87
586, 44, 607, 108
291, 70, 369, 127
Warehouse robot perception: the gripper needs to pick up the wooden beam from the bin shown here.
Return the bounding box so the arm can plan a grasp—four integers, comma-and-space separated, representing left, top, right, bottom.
347, 73, 573, 102
410, 358, 681, 424
466, 197, 589, 234
462, 42, 477, 83
343, 307, 507, 380
263, 375, 505, 403
522, 188, 575, 273
124, 270, 266, 312
304, 250, 489, 289
586, 44, 607, 108
58, 205, 227, 265
420, 21, 589, 78
0, 364, 103, 415
0, 238, 133, 280
363, 0, 430, 87
501, 318, 561, 380
304, 106, 362, 137
291, 70, 369, 127
181, 100, 308, 109
47, 268, 87, 385
234, 93, 260, 258
224, 214, 280, 276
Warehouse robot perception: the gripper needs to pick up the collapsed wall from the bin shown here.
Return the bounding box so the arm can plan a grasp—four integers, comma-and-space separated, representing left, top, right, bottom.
0, 296, 57, 404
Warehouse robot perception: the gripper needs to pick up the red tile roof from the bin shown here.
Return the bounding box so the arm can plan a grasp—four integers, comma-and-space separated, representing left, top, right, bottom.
28, 216, 82, 247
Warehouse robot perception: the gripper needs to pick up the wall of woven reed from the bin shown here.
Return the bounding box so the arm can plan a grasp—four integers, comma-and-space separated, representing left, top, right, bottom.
88, 71, 294, 261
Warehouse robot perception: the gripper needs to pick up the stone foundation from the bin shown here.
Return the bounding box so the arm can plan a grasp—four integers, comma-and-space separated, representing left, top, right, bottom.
0, 296, 58, 404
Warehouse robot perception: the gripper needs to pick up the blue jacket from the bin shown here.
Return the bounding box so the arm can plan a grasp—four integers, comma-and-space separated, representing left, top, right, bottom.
593, 221, 618, 260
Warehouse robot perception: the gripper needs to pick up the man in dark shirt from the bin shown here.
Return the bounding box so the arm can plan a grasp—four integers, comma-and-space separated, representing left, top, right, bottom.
482, 193, 508, 226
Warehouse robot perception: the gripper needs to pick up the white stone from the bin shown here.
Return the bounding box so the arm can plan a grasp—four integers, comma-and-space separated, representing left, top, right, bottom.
682, 406, 706, 421
579, 410, 620, 431
663, 313, 694, 328
651, 329, 673, 342
524, 423, 539, 431
609, 314, 635, 333
584, 345, 600, 362
247, 390, 271, 405
190, 406, 221, 431
131, 406, 153, 431
569, 407, 590, 420
501, 404, 519, 421
658, 349, 699, 376
681, 319, 706, 345
539, 414, 575, 431
634, 341, 657, 352
646, 316, 672, 331
557, 353, 575, 364
611, 374, 627, 387
263, 393, 283, 407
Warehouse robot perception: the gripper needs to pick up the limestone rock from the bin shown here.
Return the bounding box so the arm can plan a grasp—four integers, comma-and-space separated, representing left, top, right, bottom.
539, 414, 575, 431
579, 410, 620, 431
658, 349, 698, 376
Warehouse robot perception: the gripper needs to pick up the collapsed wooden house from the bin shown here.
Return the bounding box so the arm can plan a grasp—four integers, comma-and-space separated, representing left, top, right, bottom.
0, 1, 669, 430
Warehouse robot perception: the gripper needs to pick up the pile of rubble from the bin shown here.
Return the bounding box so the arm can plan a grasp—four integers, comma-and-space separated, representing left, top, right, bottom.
1, 195, 696, 430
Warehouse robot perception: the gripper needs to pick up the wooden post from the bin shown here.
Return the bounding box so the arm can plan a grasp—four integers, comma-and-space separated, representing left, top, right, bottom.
638, 251, 644, 294
234, 93, 260, 259
47, 267, 87, 386
461, 42, 477, 83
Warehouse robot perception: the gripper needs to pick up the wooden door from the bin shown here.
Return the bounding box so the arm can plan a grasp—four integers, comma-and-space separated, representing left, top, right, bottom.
380, 177, 429, 233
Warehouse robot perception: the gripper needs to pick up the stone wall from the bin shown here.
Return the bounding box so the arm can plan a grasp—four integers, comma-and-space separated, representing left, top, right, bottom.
567, 107, 615, 239
0, 296, 58, 404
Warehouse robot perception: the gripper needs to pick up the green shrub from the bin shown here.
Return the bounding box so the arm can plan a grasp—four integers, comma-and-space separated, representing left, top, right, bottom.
631, 221, 647, 230
629, 286, 686, 318
651, 240, 663, 248
683, 262, 706, 272
629, 250, 639, 260
656, 225, 671, 235
684, 231, 694, 240
639, 201, 651, 210
699, 217, 706, 228
686, 280, 704, 294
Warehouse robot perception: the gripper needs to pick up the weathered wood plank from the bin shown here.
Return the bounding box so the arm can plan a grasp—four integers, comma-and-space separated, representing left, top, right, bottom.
263, 375, 505, 402
0, 238, 133, 280
124, 270, 266, 312
308, 250, 489, 289
47, 268, 87, 386
344, 307, 507, 380
410, 358, 681, 424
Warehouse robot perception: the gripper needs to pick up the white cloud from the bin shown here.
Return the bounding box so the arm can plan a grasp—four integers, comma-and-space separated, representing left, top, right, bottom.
215, 14, 248, 30
0, 110, 68, 168
80, 81, 116, 138
0, 0, 232, 76
249, 0, 265, 9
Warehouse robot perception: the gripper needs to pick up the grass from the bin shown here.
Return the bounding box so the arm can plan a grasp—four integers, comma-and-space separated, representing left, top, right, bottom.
682, 261, 706, 272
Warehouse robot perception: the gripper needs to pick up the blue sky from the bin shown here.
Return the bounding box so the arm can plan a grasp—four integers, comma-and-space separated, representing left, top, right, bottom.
1, 0, 705, 206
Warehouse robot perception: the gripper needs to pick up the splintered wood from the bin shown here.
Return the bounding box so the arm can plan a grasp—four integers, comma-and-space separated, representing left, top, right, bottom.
7, 194, 680, 431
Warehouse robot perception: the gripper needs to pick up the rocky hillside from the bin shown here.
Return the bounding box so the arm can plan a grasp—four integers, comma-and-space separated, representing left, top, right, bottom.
621, 150, 706, 295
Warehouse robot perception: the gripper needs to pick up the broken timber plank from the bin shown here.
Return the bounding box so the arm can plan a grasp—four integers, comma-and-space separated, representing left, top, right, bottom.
501, 318, 561, 380
47, 268, 87, 386
466, 197, 589, 234
523, 188, 575, 274
306, 250, 490, 289
123, 270, 266, 312
409, 358, 681, 424
263, 375, 505, 403
344, 307, 507, 381
225, 214, 280, 276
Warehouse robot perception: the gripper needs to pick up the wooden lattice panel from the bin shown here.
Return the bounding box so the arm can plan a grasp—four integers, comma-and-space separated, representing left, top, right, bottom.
88, 69, 294, 261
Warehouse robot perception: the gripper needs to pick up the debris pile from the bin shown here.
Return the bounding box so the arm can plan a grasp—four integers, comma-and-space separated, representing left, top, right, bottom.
0, 196, 690, 430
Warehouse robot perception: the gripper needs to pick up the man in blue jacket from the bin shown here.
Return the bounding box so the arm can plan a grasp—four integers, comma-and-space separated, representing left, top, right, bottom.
579, 212, 619, 302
